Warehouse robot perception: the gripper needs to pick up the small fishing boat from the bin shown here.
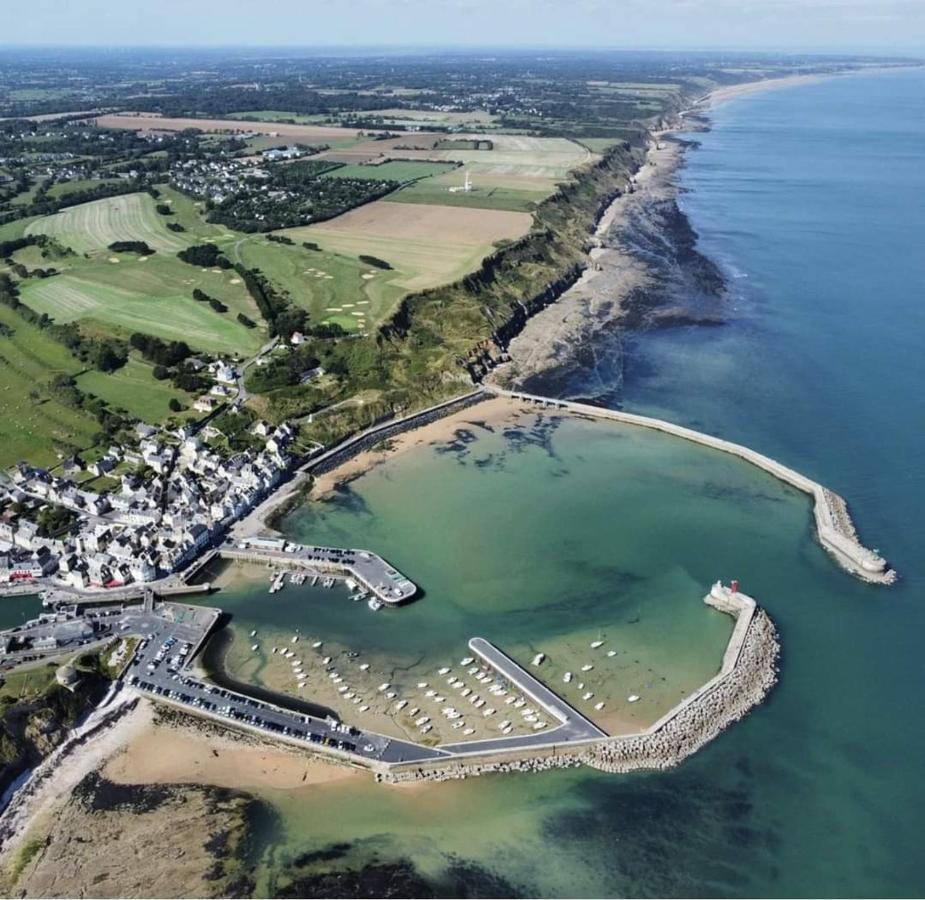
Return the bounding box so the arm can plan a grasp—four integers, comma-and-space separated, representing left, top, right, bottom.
378, 683, 390, 692
460, 657, 474, 666
438, 667, 450, 675
250, 629, 257, 638
607, 649, 617, 657
583, 691, 594, 701
628, 694, 640, 703
311, 640, 322, 648
367, 597, 383, 611
581, 664, 593, 672
594, 701, 605, 711
532, 652, 545, 667
251, 643, 259, 651
416, 682, 428, 689
590, 640, 604, 649
359, 663, 369, 671
563, 672, 572, 684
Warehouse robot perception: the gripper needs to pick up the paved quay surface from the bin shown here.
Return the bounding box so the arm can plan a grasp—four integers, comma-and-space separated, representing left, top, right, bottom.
218, 538, 417, 604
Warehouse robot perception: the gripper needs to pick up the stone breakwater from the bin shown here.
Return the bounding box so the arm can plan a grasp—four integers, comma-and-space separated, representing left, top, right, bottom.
488, 388, 896, 585
379, 583, 779, 784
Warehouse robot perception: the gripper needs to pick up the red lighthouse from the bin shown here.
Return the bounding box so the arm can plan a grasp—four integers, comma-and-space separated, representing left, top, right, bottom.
730, 579, 739, 594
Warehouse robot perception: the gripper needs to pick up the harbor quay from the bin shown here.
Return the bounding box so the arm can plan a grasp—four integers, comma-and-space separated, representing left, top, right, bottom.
486, 387, 896, 585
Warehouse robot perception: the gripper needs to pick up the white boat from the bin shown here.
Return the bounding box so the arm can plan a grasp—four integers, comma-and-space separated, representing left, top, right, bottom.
532, 652, 545, 667
378, 683, 390, 692
563, 672, 572, 683
291, 635, 299, 644
338, 685, 349, 694
502, 725, 513, 735
322, 656, 332, 665
434, 695, 445, 703
594, 701, 605, 711
467, 666, 479, 675
394, 700, 407, 711
483, 708, 495, 717
628, 694, 640, 703
533, 721, 547, 730
359, 705, 369, 712
311, 640, 322, 648
607, 650, 617, 657
438, 667, 450, 675
590, 640, 604, 649
425, 690, 436, 697
513, 699, 525, 708
499, 720, 511, 730
250, 630, 257, 638
386, 691, 397, 699
452, 721, 464, 730
416, 682, 428, 688
409, 707, 420, 717
420, 724, 432, 734
251, 643, 259, 651
345, 578, 357, 591
415, 716, 430, 726
271, 647, 278, 654
582, 692, 594, 700
460, 657, 474, 666
463, 728, 474, 735
359, 663, 369, 671
368, 597, 383, 611
461, 688, 471, 697
581, 664, 593, 672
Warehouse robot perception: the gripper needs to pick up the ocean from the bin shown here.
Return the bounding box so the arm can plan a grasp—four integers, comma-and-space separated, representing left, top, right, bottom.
219, 68, 925, 897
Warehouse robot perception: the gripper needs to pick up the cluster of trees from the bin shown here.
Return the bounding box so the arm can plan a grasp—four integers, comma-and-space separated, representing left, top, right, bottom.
0, 180, 141, 227
45, 372, 131, 445
204, 162, 398, 232
191, 288, 228, 314
177, 243, 232, 268
108, 241, 155, 255
233, 264, 306, 338
359, 254, 392, 270
129, 332, 192, 367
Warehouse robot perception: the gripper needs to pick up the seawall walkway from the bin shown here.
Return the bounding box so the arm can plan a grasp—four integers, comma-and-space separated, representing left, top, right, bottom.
488, 387, 896, 585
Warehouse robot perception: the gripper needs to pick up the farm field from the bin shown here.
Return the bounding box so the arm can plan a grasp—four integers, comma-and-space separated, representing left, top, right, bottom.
226, 110, 329, 124
322, 160, 456, 182
21, 254, 265, 356
345, 107, 499, 127
0, 304, 99, 467
281, 200, 533, 295
46, 178, 121, 199
386, 168, 554, 212
76, 356, 193, 423
94, 114, 363, 147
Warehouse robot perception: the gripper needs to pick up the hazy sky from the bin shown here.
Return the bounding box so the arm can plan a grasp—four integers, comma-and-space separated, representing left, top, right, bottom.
4, 0, 924, 53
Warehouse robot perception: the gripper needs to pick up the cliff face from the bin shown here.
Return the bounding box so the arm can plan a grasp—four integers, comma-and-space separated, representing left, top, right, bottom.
0, 670, 109, 796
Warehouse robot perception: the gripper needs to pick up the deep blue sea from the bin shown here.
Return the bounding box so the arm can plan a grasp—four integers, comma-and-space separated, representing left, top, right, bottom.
617, 67, 925, 896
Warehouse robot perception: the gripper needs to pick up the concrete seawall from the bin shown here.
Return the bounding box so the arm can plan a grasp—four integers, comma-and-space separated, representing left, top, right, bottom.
488, 387, 896, 585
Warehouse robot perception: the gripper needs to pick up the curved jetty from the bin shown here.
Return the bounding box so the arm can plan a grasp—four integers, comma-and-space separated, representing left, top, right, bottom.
489, 387, 896, 585
382, 581, 779, 783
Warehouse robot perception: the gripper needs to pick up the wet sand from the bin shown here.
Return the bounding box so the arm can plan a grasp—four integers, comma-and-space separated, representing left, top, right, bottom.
309, 395, 512, 499
104, 711, 360, 791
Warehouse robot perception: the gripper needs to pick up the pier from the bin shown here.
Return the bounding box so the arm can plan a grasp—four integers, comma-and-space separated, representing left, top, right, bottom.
217, 538, 417, 604
487, 386, 896, 585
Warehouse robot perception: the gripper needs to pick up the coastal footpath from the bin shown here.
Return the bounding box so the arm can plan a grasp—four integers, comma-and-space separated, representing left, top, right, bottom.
488, 388, 896, 585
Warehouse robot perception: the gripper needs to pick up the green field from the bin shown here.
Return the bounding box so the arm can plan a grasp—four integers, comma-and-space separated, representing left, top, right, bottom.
76, 355, 194, 423
46, 178, 122, 200
0, 305, 99, 467
226, 110, 329, 124
386, 170, 549, 212
18, 188, 264, 355
21, 255, 265, 356
322, 160, 456, 182
236, 238, 405, 333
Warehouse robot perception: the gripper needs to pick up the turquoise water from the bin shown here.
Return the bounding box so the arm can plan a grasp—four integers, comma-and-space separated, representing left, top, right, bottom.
227, 69, 924, 897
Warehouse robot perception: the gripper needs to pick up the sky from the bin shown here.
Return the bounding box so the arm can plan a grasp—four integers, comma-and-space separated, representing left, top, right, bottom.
2, 0, 923, 53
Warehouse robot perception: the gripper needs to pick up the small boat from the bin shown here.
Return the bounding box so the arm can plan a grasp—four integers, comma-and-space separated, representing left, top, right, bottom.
394, 700, 407, 711
250, 629, 257, 638
463, 728, 474, 735
345, 578, 356, 591
368, 597, 383, 611
338, 685, 349, 694
499, 720, 511, 730
415, 716, 430, 726
483, 708, 495, 717
311, 640, 322, 648
581, 664, 593, 672
359, 663, 369, 671
322, 656, 332, 665
251, 643, 259, 651
386, 691, 397, 699
416, 682, 428, 688
532, 722, 546, 730
590, 640, 604, 649
607, 650, 617, 657
378, 683, 390, 692
425, 689, 436, 697
438, 667, 450, 675
461, 688, 471, 697
409, 707, 420, 717
532, 652, 545, 667
628, 694, 640, 703
467, 666, 479, 675
502, 725, 513, 735
420, 724, 432, 734
577, 682, 584, 690
583, 692, 594, 701
460, 657, 474, 666
452, 721, 464, 730
311, 575, 319, 586
271, 647, 278, 654
434, 695, 445, 703
474, 699, 485, 708
291, 635, 299, 644
563, 672, 572, 684
594, 702, 605, 711
359, 705, 369, 712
